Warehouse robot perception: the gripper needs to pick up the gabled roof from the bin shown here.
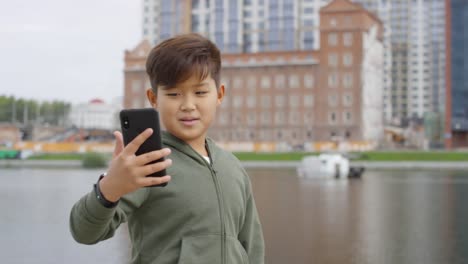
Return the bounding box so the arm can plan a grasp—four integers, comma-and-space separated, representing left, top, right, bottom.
125, 39, 152, 58
320, 0, 362, 13
320, 0, 383, 25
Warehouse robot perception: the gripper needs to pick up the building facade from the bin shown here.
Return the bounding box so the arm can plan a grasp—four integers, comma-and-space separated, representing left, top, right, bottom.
69, 99, 121, 130
142, 0, 447, 126
445, 0, 468, 148
128, 0, 384, 148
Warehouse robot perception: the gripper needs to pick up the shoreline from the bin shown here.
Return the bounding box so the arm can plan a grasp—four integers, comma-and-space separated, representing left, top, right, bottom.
1, 159, 468, 170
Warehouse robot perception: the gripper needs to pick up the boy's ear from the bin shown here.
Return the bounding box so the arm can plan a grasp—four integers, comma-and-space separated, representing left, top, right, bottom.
217, 84, 225, 106
146, 89, 158, 108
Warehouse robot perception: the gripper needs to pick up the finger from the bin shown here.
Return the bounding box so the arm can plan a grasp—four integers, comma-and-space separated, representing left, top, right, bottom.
139, 175, 172, 187
113, 131, 124, 158
137, 158, 172, 176
123, 128, 153, 155
134, 148, 171, 166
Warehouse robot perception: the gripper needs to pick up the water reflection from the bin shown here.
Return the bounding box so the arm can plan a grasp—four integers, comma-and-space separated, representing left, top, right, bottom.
1, 168, 468, 263
249, 168, 468, 264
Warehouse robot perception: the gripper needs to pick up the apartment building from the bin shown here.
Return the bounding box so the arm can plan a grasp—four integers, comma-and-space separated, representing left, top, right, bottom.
126, 0, 384, 146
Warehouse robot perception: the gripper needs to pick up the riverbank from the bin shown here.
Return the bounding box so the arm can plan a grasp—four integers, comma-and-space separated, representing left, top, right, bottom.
20, 150, 468, 161
2, 159, 468, 170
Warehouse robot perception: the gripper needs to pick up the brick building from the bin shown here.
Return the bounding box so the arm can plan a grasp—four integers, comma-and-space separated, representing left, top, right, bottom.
123, 0, 384, 150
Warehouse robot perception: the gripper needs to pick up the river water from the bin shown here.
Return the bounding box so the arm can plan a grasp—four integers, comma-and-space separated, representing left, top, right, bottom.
1, 167, 468, 264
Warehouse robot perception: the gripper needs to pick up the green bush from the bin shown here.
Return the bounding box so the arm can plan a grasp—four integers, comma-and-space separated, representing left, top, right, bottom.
82, 152, 108, 168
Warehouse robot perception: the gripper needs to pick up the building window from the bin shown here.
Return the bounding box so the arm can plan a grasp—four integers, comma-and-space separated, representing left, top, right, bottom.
343, 111, 352, 124
261, 96, 271, 108
343, 32, 353, 46
345, 131, 351, 139
343, 73, 353, 88
221, 77, 230, 87
328, 94, 338, 107
132, 80, 142, 93
275, 74, 286, 89
289, 112, 300, 125
304, 95, 314, 107
328, 72, 338, 88
275, 95, 285, 108
343, 94, 353, 106
233, 77, 243, 89
261, 76, 271, 89
328, 53, 338, 67
233, 96, 243, 108
247, 114, 256, 125
247, 96, 256, 108
276, 131, 283, 140
289, 74, 300, 89
328, 33, 337, 46
304, 74, 314, 88
219, 113, 228, 125
328, 112, 337, 124
289, 95, 299, 108
275, 112, 285, 125
261, 112, 270, 124
133, 98, 141, 108
232, 113, 242, 123
343, 53, 353, 66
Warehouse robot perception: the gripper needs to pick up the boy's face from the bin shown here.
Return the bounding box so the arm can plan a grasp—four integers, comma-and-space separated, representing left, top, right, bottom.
147, 74, 224, 147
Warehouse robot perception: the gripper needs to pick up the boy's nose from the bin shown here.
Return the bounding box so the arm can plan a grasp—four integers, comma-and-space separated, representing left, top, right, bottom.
180, 97, 195, 111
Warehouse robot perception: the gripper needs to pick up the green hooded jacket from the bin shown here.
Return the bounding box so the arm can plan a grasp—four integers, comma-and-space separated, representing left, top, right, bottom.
69, 131, 265, 264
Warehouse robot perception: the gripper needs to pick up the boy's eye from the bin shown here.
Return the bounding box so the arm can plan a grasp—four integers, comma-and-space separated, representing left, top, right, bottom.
196, 91, 209, 95
166, 93, 179, 97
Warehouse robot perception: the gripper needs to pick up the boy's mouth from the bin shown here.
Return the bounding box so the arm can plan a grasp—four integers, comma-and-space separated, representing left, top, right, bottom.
179, 117, 200, 126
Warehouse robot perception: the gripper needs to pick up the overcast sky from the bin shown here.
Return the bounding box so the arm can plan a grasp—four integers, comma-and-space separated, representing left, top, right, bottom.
0, 0, 141, 105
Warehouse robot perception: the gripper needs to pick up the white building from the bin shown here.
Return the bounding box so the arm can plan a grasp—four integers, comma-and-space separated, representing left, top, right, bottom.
142, 0, 330, 52
354, 0, 446, 122
69, 98, 121, 130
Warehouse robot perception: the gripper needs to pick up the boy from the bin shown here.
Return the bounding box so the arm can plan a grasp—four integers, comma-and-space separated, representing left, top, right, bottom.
69, 33, 265, 264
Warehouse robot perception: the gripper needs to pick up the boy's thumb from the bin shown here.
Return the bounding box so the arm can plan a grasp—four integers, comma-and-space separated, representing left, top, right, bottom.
113, 131, 124, 158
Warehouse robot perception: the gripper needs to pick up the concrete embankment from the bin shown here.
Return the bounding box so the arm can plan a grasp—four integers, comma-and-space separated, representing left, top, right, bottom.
242, 161, 468, 170
0, 160, 82, 169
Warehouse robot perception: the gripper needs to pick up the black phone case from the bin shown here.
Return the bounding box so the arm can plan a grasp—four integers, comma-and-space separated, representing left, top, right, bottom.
120, 108, 167, 187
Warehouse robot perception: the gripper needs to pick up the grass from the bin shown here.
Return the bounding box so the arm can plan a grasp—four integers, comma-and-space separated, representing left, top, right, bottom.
26, 151, 468, 162
81, 152, 108, 168
234, 151, 468, 162
28, 153, 87, 160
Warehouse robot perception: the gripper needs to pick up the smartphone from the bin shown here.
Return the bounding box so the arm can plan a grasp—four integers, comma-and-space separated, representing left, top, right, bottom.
120, 108, 167, 187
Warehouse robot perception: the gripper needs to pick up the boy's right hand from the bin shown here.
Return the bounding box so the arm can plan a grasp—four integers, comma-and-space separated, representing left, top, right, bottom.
99, 128, 172, 202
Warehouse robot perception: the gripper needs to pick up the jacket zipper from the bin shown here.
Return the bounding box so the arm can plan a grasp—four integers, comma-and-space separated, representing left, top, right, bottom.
204, 144, 226, 264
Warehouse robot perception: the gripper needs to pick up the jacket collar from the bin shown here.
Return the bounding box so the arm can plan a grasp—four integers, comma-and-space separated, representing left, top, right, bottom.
161, 131, 216, 166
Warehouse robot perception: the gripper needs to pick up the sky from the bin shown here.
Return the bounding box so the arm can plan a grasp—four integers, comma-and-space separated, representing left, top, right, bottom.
0, 0, 141, 105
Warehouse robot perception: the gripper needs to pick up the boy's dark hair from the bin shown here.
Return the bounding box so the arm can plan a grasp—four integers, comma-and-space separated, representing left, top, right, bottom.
146, 33, 221, 91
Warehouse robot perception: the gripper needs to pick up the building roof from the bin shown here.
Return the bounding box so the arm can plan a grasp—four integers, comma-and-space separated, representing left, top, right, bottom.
320, 0, 383, 25
125, 39, 152, 59
89, 98, 104, 104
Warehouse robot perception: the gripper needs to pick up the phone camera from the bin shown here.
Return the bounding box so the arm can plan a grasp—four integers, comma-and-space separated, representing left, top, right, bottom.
123, 117, 130, 129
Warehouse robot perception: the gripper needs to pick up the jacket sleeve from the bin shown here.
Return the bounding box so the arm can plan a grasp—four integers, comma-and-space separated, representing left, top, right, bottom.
69, 186, 148, 245
238, 175, 265, 264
